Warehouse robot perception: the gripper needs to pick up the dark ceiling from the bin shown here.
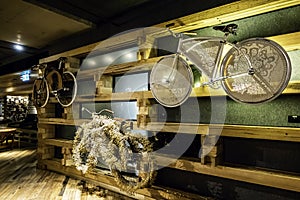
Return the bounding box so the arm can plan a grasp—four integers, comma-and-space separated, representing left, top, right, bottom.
0, 0, 238, 76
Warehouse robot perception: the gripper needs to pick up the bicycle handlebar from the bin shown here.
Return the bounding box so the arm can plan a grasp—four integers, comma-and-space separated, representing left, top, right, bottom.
82, 107, 114, 116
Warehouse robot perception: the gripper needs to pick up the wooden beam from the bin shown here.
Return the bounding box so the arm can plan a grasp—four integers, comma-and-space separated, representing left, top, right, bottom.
76, 56, 162, 80
268, 32, 300, 51
41, 140, 300, 193
43, 159, 208, 200
155, 155, 300, 192
142, 122, 300, 142
156, 0, 300, 33
40, 120, 300, 143
44, 138, 73, 148
39, 29, 159, 64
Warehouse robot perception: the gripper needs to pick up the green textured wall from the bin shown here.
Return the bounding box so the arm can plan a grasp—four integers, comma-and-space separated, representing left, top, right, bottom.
160, 94, 300, 127
194, 6, 300, 41
155, 5, 300, 128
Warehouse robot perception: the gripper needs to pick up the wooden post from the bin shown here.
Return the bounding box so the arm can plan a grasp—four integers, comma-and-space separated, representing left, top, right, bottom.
94, 74, 113, 95
61, 147, 73, 166
137, 98, 151, 128
137, 34, 156, 60
200, 135, 223, 167
64, 57, 80, 73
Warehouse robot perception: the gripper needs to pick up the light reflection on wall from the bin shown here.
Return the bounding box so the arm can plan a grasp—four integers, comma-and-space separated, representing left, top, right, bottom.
81, 46, 138, 70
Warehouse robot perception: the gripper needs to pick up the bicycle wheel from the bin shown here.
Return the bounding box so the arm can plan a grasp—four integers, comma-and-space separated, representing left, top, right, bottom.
221, 38, 291, 104
111, 139, 156, 192
32, 78, 49, 108
150, 55, 193, 107
57, 71, 77, 107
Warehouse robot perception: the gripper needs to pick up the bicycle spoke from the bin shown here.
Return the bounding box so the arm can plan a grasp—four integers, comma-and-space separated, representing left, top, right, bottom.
221, 38, 290, 103
252, 72, 276, 95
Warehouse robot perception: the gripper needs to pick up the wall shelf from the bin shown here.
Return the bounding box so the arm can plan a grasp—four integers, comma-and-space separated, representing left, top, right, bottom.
34, 1, 300, 198
38, 137, 300, 193
41, 159, 209, 200
155, 154, 300, 193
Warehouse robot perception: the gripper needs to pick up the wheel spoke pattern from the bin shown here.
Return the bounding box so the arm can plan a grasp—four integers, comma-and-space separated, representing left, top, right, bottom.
221, 38, 291, 104
150, 55, 193, 107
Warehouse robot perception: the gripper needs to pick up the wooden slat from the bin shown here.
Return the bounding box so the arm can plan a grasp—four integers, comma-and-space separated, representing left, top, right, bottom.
38, 118, 76, 125
156, 0, 300, 33
35, 139, 300, 193
39, 29, 159, 64
155, 155, 300, 192
215, 124, 300, 142
77, 56, 162, 80
141, 122, 300, 142
268, 31, 300, 51
76, 91, 146, 102
41, 121, 300, 144
44, 138, 73, 148
43, 159, 208, 200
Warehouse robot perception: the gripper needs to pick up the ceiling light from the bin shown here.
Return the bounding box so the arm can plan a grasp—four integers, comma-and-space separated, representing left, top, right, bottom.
6, 87, 15, 92
13, 44, 24, 51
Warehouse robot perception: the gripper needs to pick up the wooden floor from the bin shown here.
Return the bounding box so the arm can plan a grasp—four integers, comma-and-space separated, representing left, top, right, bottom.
0, 148, 133, 200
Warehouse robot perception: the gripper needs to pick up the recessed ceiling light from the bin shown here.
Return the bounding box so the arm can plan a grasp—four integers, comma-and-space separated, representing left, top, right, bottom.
14, 44, 24, 51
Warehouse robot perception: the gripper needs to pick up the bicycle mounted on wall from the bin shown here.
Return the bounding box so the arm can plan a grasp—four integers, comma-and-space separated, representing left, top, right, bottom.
150, 24, 291, 107
73, 107, 156, 193
32, 57, 77, 108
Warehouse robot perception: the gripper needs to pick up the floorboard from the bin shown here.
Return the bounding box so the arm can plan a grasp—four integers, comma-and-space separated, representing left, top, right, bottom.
0, 148, 134, 200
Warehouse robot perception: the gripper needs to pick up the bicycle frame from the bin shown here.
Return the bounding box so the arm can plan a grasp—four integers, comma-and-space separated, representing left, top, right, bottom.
151, 25, 291, 106
32, 57, 77, 108
36, 62, 64, 93
176, 35, 253, 87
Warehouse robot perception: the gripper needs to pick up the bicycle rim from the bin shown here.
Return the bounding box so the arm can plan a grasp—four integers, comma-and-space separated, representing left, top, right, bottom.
150, 55, 193, 107
57, 71, 77, 107
221, 38, 291, 104
32, 78, 49, 108
111, 152, 156, 192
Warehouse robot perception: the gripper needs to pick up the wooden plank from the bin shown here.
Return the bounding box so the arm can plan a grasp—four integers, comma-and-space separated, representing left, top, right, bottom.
140, 122, 300, 142
76, 91, 146, 102
156, 0, 300, 33
155, 155, 300, 192
43, 159, 208, 200
44, 138, 73, 148
77, 56, 161, 80
268, 32, 300, 51
214, 124, 300, 142
141, 122, 209, 135
37, 119, 300, 142
38, 118, 77, 126
39, 29, 159, 64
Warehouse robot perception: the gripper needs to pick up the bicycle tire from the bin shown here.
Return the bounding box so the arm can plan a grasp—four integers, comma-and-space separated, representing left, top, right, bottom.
111, 142, 156, 192
221, 38, 291, 104
150, 55, 193, 107
56, 71, 77, 107
32, 78, 49, 108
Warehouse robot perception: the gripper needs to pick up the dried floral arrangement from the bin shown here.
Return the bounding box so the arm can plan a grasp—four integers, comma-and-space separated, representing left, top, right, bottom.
72, 112, 156, 193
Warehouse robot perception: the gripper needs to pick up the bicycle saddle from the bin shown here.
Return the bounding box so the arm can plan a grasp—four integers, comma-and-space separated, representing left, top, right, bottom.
213, 24, 238, 35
